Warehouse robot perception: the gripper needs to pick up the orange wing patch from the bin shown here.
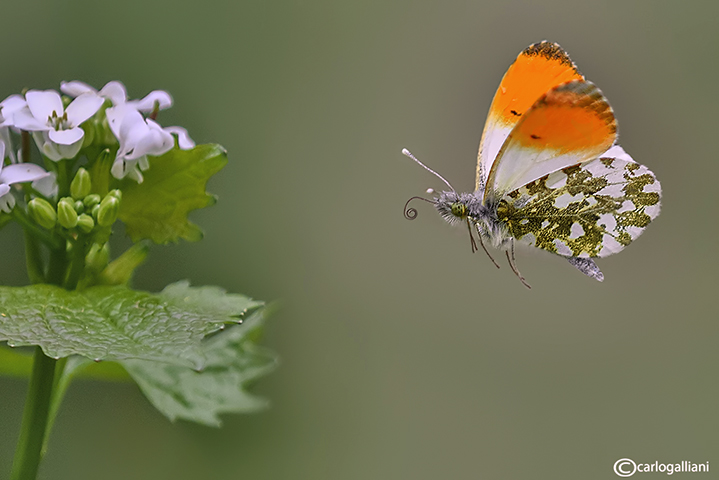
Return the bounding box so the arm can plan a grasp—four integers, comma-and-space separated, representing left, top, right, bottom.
476, 41, 584, 190
512, 82, 616, 151
485, 80, 617, 197
488, 42, 584, 126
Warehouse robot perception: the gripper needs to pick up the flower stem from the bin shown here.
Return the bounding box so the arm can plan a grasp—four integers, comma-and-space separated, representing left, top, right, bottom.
12, 207, 62, 250
64, 238, 87, 290
21, 131, 30, 164
23, 234, 45, 284
56, 160, 69, 198
10, 136, 76, 480
42, 357, 68, 456
10, 347, 57, 480
46, 247, 67, 286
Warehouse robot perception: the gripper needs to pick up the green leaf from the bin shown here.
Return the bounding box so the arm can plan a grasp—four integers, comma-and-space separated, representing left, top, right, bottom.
74, 359, 131, 381
122, 307, 278, 426
0, 345, 131, 381
118, 144, 227, 244
0, 281, 261, 369
160, 281, 261, 317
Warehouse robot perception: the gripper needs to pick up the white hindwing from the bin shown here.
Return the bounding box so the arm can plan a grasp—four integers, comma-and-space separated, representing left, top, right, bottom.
496, 152, 661, 258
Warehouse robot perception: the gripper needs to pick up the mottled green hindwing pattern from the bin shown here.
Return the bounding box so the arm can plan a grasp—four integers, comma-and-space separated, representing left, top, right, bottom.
495, 156, 661, 258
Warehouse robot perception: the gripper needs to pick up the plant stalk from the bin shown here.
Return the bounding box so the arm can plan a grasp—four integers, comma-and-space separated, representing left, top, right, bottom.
46, 247, 67, 286
10, 132, 77, 480
64, 238, 87, 290
12, 208, 62, 250
10, 347, 58, 480
23, 234, 44, 284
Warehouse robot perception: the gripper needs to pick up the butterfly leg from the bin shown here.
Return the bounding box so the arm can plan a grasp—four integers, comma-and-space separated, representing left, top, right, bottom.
470, 219, 500, 268
465, 218, 478, 253
506, 240, 531, 289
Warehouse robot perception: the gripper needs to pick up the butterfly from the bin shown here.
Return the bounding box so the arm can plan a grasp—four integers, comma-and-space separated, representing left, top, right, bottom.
402, 41, 661, 288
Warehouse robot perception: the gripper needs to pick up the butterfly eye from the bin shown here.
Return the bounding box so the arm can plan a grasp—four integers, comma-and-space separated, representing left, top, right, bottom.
450, 203, 467, 217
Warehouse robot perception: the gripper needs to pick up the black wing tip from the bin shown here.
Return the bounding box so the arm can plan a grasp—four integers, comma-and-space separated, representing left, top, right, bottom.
523, 41, 577, 69
552, 79, 598, 95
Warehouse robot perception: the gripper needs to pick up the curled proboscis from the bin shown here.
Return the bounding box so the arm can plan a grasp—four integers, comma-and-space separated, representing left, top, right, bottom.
403, 196, 434, 220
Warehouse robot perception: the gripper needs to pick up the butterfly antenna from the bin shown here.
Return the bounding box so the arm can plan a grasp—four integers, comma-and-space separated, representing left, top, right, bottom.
402, 148, 456, 192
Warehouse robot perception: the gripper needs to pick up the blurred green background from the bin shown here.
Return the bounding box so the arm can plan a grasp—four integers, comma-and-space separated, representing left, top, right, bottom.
1, 0, 717, 478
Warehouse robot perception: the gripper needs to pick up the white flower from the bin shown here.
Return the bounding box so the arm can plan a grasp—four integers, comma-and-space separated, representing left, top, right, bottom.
107, 106, 175, 183
163, 126, 195, 150
0, 94, 27, 126
62, 81, 195, 182
61, 80, 127, 107
32, 171, 58, 199
61, 80, 172, 112
0, 95, 28, 163
0, 141, 50, 212
14, 90, 103, 161
130, 90, 172, 112
105, 102, 196, 183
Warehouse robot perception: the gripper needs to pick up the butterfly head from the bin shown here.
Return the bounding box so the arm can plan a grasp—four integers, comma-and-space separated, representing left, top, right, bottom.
435, 191, 481, 225
451, 202, 468, 218
401, 148, 485, 223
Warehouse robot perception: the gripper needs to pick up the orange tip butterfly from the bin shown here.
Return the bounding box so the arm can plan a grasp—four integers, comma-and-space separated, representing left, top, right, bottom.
402, 41, 661, 288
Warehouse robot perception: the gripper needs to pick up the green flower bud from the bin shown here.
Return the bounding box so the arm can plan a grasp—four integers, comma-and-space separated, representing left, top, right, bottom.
81, 122, 95, 148
97, 196, 120, 227
85, 243, 110, 272
91, 204, 100, 220
57, 200, 78, 228
83, 194, 101, 209
108, 189, 122, 200
28, 198, 57, 229
70, 168, 91, 200
74, 200, 84, 214
76, 213, 94, 233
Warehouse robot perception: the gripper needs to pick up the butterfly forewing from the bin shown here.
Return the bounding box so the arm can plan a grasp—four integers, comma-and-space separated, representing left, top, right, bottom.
496, 154, 661, 258
485, 80, 617, 201
476, 41, 584, 191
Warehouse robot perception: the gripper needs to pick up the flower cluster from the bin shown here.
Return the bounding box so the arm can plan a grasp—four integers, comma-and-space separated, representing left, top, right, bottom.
0, 80, 195, 213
